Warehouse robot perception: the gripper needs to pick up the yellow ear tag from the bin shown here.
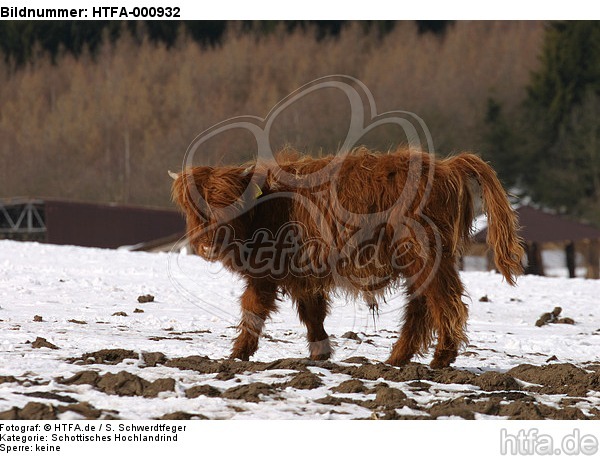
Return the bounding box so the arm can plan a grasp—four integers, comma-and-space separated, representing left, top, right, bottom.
254, 183, 263, 199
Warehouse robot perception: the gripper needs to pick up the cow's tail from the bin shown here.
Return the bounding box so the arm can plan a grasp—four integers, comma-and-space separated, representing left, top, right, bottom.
447, 153, 524, 285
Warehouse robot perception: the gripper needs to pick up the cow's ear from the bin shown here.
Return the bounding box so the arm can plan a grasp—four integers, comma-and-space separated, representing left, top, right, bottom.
172, 166, 214, 222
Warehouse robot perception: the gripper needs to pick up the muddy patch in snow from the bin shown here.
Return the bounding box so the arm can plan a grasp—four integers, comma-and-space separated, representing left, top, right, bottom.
3, 349, 600, 420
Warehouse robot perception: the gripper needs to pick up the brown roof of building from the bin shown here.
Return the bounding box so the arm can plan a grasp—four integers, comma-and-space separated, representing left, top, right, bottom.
44, 199, 185, 249
474, 205, 600, 244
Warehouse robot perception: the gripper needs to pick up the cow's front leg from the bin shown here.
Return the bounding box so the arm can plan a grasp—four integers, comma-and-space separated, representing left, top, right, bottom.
296, 292, 332, 361
230, 279, 278, 361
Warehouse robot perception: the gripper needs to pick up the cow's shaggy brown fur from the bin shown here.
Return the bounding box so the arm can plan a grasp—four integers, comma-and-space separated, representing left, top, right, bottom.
171, 148, 524, 368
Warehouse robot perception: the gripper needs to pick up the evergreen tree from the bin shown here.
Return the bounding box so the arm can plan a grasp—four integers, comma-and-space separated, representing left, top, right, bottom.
481, 98, 520, 189
523, 21, 600, 224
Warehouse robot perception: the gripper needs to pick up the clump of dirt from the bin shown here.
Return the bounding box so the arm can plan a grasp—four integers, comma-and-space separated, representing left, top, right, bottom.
149, 336, 193, 341
165, 356, 223, 374
58, 370, 175, 398
348, 363, 398, 382
497, 400, 586, 420
314, 395, 354, 407
0, 402, 57, 420
142, 351, 167, 367
327, 383, 420, 413
33, 315, 43, 322
261, 358, 310, 372
68, 319, 87, 325
60, 402, 105, 419
158, 412, 208, 420
186, 384, 221, 398
374, 387, 408, 408
472, 371, 521, 392
97, 372, 175, 398
23, 392, 77, 403
138, 294, 155, 303
394, 363, 436, 382
31, 337, 58, 349
112, 311, 127, 317
428, 397, 478, 420
508, 363, 600, 396
0, 401, 108, 420
340, 356, 370, 365
341, 331, 361, 341
282, 372, 323, 390
0, 376, 18, 385
79, 349, 138, 365
432, 368, 477, 385
215, 372, 236, 381
332, 379, 366, 394
166, 355, 311, 376
59, 370, 100, 386
263, 333, 293, 344
535, 306, 575, 327
406, 380, 431, 391
134, 308, 144, 313
347, 362, 435, 384
479, 295, 490, 302
222, 382, 275, 402
426, 387, 593, 420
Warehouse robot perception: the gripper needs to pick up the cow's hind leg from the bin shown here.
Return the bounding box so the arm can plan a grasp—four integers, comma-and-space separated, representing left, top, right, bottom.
427, 258, 468, 369
230, 279, 278, 361
387, 286, 433, 366
296, 293, 331, 361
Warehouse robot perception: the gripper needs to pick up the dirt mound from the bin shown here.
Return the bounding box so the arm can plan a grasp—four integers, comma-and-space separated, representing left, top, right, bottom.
222, 383, 276, 402
432, 368, 477, 385
142, 352, 167, 367
261, 358, 311, 371
332, 379, 366, 394
428, 397, 478, 420
340, 356, 371, 365
165, 356, 270, 375
186, 385, 221, 398
59, 370, 175, 398
374, 387, 409, 408
31, 337, 58, 349
23, 391, 77, 403
158, 412, 207, 420
346, 363, 425, 382
78, 349, 138, 365
426, 393, 590, 420
282, 372, 323, 390
508, 363, 600, 396
472, 371, 521, 391
165, 356, 223, 374
0, 401, 106, 420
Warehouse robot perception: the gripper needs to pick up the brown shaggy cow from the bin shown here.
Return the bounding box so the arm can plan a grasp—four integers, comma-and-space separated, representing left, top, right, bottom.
171, 148, 524, 368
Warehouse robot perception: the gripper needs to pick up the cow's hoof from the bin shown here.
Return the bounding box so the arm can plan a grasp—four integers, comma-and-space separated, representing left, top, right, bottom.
308, 339, 331, 361
430, 351, 456, 369
229, 352, 250, 362
385, 354, 411, 367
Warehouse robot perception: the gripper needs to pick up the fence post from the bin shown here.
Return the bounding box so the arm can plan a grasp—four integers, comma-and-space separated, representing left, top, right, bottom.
565, 240, 576, 278
585, 238, 600, 279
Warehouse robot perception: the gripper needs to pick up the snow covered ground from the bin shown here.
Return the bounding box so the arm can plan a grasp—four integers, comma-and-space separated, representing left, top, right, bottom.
1, 240, 600, 419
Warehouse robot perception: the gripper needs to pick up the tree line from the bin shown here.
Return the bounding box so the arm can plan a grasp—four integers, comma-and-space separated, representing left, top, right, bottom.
0, 20, 449, 65
0, 21, 597, 226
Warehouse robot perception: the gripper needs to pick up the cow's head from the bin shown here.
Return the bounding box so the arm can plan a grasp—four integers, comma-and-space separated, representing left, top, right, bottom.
170, 165, 261, 259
